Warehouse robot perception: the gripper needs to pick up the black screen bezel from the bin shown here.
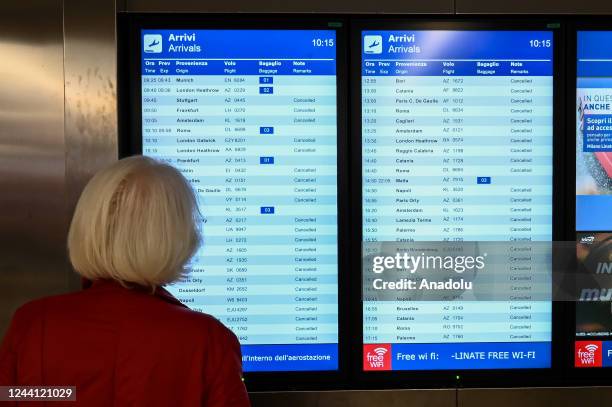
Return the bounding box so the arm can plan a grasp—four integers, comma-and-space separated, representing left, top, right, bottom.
117, 13, 350, 392
349, 16, 568, 389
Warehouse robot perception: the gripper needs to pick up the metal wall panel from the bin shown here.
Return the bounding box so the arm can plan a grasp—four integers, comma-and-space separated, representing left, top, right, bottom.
456, 0, 612, 14
0, 1, 68, 338
63, 0, 119, 289
126, 0, 454, 14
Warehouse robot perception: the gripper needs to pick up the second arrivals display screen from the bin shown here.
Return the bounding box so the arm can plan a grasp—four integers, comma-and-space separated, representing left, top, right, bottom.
139, 28, 340, 372
360, 30, 554, 370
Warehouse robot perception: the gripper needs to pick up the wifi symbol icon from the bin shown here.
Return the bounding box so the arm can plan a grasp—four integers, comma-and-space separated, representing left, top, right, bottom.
373, 347, 388, 356
585, 344, 599, 353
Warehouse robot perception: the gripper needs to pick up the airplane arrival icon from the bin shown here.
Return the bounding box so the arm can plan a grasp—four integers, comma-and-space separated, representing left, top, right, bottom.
364, 35, 383, 54
143, 34, 163, 53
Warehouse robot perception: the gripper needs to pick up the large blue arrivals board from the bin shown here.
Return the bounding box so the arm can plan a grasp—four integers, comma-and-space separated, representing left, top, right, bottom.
140, 29, 339, 372
360, 30, 554, 370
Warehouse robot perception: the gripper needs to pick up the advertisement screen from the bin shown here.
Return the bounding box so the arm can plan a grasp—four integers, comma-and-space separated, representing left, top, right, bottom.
576, 31, 612, 231
575, 232, 612, 368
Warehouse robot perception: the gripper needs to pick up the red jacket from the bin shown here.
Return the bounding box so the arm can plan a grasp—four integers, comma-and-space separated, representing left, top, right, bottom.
0, 279, 250, 406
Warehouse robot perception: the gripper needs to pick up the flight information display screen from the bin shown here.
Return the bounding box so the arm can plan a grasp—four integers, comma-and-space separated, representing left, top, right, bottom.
360, 30, 554, 370
140, 29, 339, 372
576, 31, 612, 231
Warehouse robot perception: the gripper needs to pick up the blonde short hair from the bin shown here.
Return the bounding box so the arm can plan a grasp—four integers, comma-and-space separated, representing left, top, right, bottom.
68, 156, 201, 288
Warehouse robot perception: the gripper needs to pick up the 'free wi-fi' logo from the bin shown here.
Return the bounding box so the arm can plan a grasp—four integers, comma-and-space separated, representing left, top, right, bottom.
143, 34, 163, 54
575, 341, 602, 367
363, 344, 391, 370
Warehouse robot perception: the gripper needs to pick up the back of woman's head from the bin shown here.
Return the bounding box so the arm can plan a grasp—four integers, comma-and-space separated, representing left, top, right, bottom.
68, 156, 201, 288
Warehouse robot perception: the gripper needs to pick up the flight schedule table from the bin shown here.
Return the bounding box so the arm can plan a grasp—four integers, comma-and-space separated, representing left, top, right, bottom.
140, 29, 339, 371
361, 30, 554, 370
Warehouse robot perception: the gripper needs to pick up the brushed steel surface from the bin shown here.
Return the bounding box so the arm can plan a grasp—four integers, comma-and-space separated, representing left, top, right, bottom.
125, 0, 454, 14
250, 389, 455, 407
456, 0, 612, 14
63, 0, 119, 289
0, 1, 68, 338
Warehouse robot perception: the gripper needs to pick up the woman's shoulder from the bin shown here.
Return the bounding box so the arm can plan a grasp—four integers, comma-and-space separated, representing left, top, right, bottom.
8, 285, 238, 344
11, 288, 93, 320
6, 293, 78, 337
10, 291, 239, 350
10, 298, 43, 325
12, 293, 76, 319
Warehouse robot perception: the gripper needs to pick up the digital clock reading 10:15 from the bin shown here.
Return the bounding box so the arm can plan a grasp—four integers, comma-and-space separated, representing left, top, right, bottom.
529, 39, 552, 48
312, 38, 335, 47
